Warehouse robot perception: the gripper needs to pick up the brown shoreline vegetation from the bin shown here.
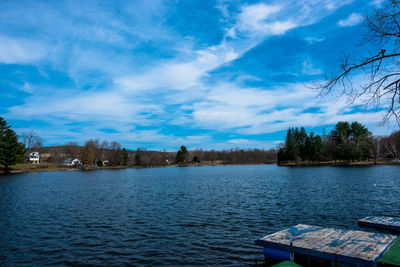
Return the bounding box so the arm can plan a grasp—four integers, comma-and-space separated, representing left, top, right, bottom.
2, 159, 399, 175
2, 160, 277, 174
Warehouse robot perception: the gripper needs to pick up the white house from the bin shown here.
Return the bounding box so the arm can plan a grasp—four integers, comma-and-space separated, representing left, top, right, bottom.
63, 158, 82, 167
28, 152, 40, 164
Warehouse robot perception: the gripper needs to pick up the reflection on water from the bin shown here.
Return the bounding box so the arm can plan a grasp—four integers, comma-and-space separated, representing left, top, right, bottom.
0, 165, 399, 265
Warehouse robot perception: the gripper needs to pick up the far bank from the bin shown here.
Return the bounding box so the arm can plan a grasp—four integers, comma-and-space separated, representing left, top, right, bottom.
2, 159, 399, 175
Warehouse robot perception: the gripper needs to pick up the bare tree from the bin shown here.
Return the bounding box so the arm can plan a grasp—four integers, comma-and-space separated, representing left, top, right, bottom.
316, 0, 400, 124
109, 141, 121, 150
100, 140, 109, 149
370, 136, 382, 164
382, 131, 400, 161
64, 141, 79, 158
80, 141, 96, 166
21, 131, 43, 150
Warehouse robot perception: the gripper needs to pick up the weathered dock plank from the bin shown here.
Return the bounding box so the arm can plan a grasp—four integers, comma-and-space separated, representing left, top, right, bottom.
359, 216, 400, 232
255, 224, 397, 266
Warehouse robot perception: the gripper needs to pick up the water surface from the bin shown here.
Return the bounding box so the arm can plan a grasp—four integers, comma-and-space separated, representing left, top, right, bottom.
0, 165, 399, 266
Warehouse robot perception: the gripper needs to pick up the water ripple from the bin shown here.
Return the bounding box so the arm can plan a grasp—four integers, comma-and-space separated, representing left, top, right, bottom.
1, 165, 399, 266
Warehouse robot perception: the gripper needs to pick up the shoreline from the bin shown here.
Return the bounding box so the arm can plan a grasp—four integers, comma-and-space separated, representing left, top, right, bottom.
278, 160, 399, 167
1, 161, 275, 175
2, 160, 398, 175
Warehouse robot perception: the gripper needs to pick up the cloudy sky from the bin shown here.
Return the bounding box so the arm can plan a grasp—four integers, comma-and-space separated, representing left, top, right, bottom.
0, 0, 397, 150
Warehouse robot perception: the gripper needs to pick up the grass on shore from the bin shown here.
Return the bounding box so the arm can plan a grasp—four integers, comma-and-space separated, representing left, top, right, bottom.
1, 160, 398, 174
1, 163, 142, 174
8, 163, 76, 173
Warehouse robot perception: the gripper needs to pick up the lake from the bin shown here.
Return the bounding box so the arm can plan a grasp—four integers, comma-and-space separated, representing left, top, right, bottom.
0, 165, 399, 266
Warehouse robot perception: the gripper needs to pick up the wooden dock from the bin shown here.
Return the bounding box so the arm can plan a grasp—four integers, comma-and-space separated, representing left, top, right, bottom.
255, 224, 398, 267
359, 216, 400, 232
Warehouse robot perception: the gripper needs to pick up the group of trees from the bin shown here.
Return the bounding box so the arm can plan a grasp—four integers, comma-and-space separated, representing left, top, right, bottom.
36, 144, 277, 167
375, 131, 400, 163
177, 147, 277, 165
1, 115, 399, 171
326, 122, 373, 162
79, 139, 128, 166
0, 117, 26, 172
278, 127, 324, 163
20, 131, 43, 150
36, 139, 130, 167
277, 121, 400, 164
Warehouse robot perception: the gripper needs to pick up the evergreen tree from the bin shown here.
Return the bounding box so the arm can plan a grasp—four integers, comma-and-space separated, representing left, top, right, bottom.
285, 128, 298, 161
0, 117, 26, 172
350, 122, 372, 161
312, 135, 324, 162
296, 127, 308, 160
192, 155, 200, 164
277, 147, 287, 163
135, 148, 141, 166
122, 148, 128, 166
304, 133, 313, 160
0, 117, 10, 135
331, 121, 352, 161
176, 145, 188, 164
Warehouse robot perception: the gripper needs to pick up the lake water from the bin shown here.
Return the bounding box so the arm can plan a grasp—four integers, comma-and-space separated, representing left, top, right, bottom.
0, 165, 399, 266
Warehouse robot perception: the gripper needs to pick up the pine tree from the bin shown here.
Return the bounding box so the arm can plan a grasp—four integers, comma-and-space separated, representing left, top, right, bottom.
350, 122, 372, 161
122, 148, 128, 166
331, 121, 352, 161
285, 128, 298, 161
192, 155, 200, 164
0, 117, 26, 173
135, 148, 141, 166
176, 146, 188, 164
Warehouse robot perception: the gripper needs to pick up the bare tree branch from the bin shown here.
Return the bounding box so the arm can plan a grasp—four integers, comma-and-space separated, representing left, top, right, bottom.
315, 0, 400, 125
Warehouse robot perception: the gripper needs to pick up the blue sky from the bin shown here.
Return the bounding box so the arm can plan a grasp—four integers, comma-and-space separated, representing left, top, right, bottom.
0, 0, 397, 151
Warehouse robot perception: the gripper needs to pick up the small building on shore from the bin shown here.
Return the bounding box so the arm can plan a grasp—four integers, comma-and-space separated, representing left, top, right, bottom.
62, 158, 82, 167
27, 152, 40, 164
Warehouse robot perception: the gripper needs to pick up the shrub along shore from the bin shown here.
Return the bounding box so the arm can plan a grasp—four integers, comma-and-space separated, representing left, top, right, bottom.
2, 159, 398, 175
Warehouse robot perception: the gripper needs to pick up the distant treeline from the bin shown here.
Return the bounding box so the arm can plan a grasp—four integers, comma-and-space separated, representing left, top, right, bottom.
18, 121, 400, 168
35, 139, 277, 167
277, 121, 400, 164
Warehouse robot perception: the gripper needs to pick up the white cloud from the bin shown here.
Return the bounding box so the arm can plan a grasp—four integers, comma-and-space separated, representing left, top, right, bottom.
302, 60, 323, 75
265, 21, 297, 35
0, 36, 47, 64
338, 13, 363, 27
180, 79, 388, 135
115, 42, 239, 93
114, 2, 301, 96
230, 3, 296, 38
237, 4, 282, 32
7, 90, 159, 124
4, 0, 388, 149
370, 0, 384, 7
305, 36, 325, 44
226, 138, 277, 149
322, 0, 354, 10
20, 82, 34, 94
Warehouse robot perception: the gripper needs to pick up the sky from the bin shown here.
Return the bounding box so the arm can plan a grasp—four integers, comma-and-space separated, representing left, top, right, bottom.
0, 0, 398, 151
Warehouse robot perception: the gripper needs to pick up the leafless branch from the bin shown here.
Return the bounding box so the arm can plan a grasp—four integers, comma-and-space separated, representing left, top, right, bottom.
315, 0, 400, 126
